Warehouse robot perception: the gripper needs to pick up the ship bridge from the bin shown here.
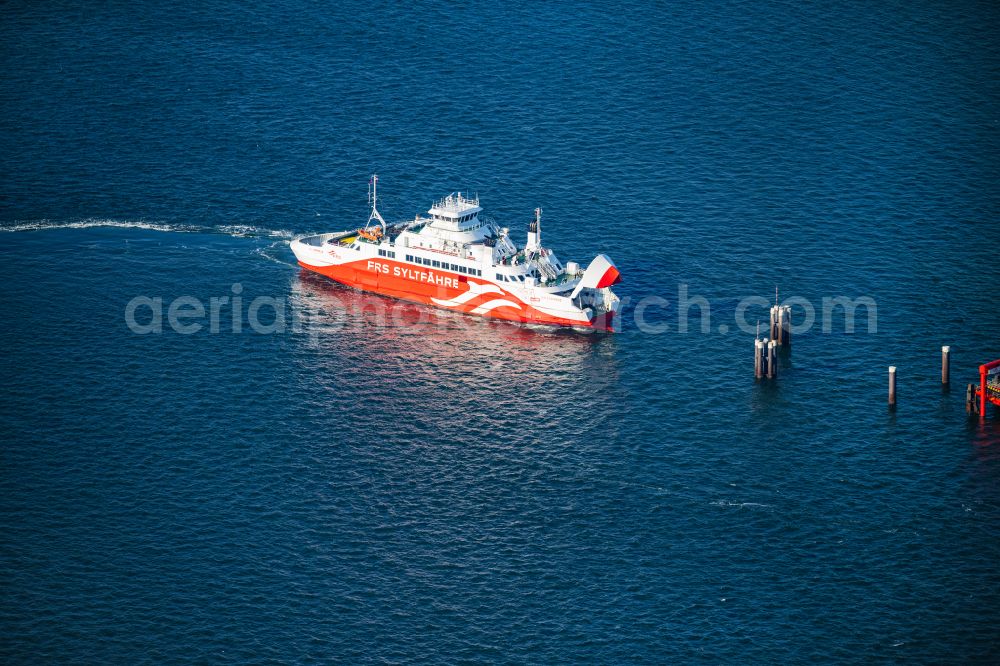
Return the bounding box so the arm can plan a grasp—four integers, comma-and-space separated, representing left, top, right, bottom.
428, 193, 482, 230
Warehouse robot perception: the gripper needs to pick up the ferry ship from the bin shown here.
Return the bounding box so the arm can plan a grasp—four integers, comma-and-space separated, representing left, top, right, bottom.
290, 176, 621, 331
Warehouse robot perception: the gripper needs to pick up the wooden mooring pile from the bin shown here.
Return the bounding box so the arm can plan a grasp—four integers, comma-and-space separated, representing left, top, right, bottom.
753, 301, 791, 380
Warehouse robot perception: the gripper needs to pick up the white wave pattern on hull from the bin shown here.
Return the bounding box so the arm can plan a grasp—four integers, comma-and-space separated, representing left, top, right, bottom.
470, 298, 522, 315
430, 281, 503, 307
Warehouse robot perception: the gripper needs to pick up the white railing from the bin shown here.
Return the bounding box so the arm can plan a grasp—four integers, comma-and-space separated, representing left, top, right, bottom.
431, 192, 480, 212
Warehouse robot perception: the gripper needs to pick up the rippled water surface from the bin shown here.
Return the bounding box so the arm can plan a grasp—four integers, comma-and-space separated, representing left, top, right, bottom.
2, 1, 999, 663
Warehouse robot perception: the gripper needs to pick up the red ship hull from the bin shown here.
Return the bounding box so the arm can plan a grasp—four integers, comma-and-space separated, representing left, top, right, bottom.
298, 256, 615, 331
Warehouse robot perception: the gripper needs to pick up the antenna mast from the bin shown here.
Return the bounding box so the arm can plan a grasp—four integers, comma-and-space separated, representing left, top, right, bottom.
367, 174, 386, 230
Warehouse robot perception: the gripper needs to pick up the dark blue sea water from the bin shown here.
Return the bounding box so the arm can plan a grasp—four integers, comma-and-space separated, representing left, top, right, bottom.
2, 1, 1000, 662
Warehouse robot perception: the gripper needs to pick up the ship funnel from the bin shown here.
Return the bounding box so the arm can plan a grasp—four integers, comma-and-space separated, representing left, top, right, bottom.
526, 207, 541, 252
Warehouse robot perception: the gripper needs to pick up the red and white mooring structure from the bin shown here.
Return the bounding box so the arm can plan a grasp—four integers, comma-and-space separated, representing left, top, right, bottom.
969, 359, 1000, 417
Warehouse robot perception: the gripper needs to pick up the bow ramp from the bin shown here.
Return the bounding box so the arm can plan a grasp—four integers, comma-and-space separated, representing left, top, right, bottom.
570, 254, 621, 299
